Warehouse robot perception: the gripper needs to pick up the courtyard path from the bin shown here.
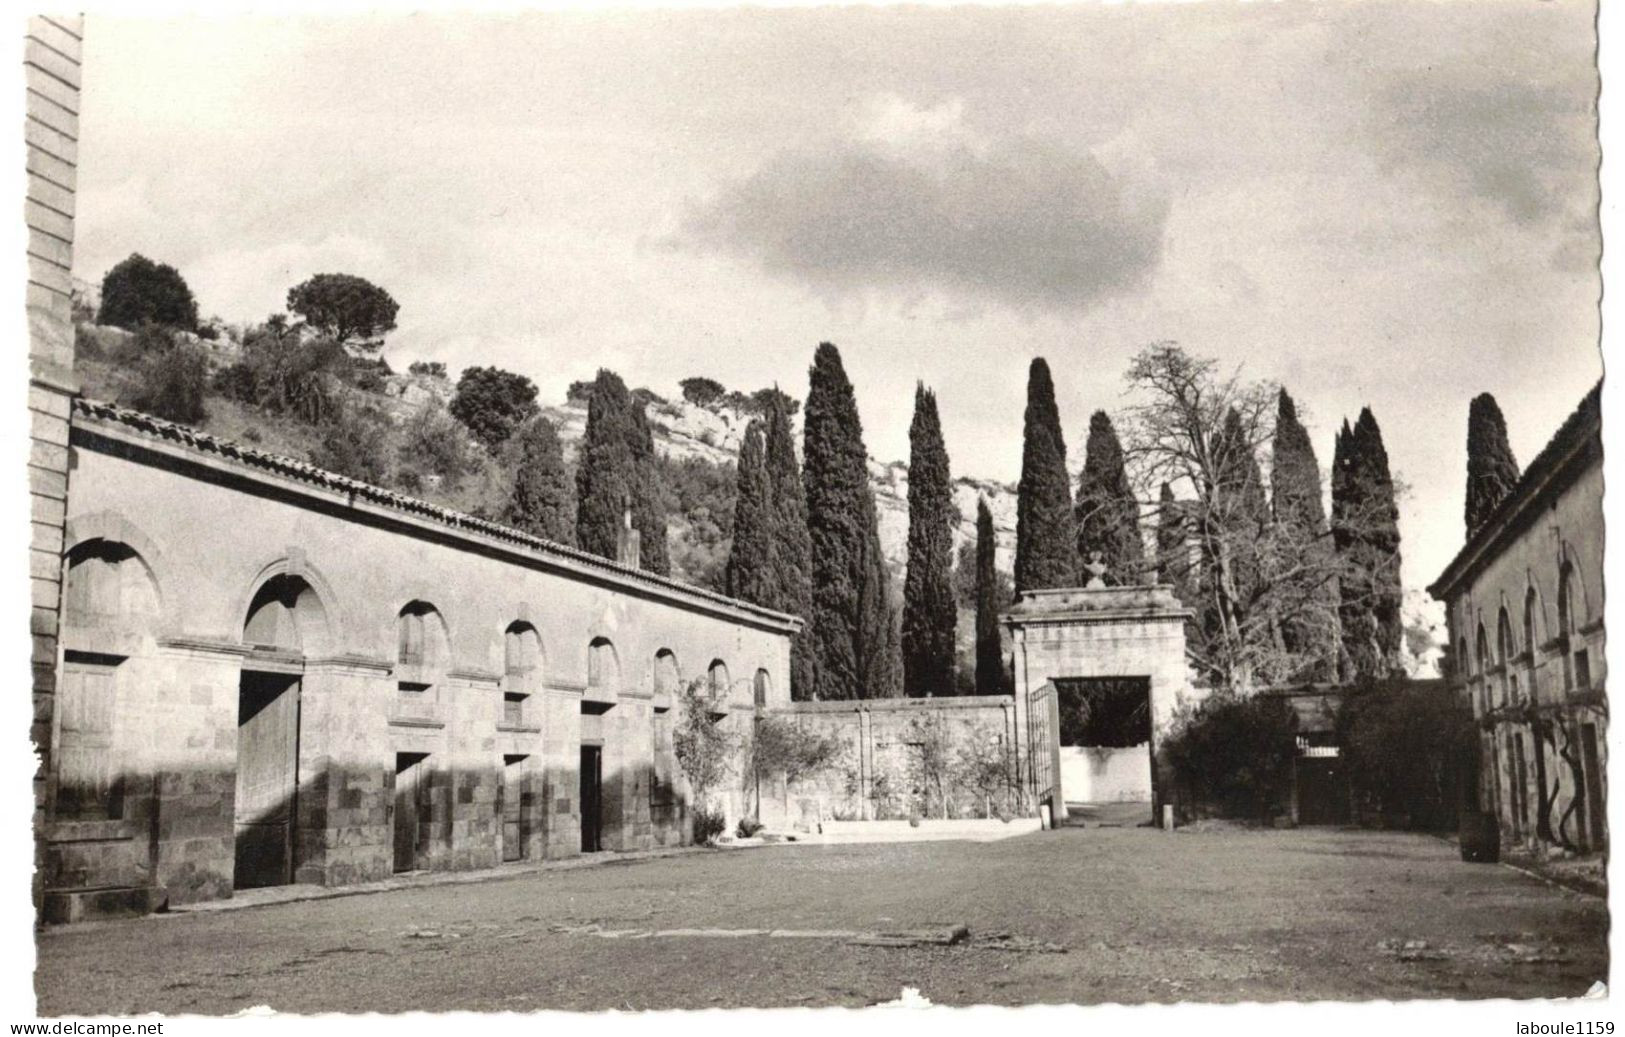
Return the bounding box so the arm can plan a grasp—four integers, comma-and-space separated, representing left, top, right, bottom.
35, 825, 1607, 1013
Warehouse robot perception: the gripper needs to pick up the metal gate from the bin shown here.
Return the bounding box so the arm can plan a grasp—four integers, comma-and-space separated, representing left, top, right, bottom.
1027, 680, 1060, 810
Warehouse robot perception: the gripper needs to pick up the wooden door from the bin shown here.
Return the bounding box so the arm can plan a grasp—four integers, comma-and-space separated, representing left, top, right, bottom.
235, 672, 300, 889
1581, 724, 1605, 851
58, 657, 120, 820
394, 753, 427, 872
502, 755, 526, 862
580, 746, 602, 852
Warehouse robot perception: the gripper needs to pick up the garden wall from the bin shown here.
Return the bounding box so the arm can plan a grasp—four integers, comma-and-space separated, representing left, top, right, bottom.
752, 696, 1021, 828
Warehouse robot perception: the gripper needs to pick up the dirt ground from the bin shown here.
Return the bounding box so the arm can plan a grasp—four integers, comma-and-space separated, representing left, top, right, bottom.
35, 825, 1608, 1014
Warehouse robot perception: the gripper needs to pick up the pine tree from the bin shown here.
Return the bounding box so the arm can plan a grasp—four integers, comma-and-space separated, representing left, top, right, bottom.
1465, 392, 1521, 536
764, 395, 817, 699
974, 497, 1005, 695
503, 416, 574, 543
803, 343, 897, 699
724, 420, 772, 605
1015, 358, 1075, 593
1271, 389, 1337, 679
575, 368, 667, 572
1074, 410, 1144, 585
902, 384, 957, 696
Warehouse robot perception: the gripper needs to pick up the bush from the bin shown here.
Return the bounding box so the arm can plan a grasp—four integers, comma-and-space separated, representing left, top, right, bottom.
98, 253, 198, 332
232, 316, 344, 425
693, 807, 727, 845
399, 402, 471, 484
130, 328, 209, 425
735, 816, 764, 839
1161, 691, 1298, 822
343, 355, 393, 393
672, 677, 741, 816
408, 360, 447, 379
450, 366, 540, 452
566, 379, 595, 405
286, 273, 398, 354
1337, 678, 1475, 831
680, 376, 726, 407
310, 403, 392, 484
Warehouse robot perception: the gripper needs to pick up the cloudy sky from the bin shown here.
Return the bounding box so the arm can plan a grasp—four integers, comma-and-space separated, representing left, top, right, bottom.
74, 1, 1601, 598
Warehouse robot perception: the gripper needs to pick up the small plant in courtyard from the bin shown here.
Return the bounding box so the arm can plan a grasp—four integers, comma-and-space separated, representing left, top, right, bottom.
735, 816, 764, 839
672, 677, 741, 839
692, 807, 726, 845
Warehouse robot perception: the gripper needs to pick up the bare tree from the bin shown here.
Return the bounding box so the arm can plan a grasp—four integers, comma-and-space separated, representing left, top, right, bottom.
1120, 343, 1402, 693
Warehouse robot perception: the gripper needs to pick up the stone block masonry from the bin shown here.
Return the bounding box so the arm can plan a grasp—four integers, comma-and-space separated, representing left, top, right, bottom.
43, 400, 797, 920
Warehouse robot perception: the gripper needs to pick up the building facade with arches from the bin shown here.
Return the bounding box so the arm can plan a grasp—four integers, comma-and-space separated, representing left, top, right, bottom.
1430, 385, 1605, 857
39, 399, 798, 920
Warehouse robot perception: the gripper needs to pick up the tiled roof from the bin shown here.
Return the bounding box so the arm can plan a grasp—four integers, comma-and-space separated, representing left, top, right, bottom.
1429, 382, 1603, 598
71, 397, 801, 631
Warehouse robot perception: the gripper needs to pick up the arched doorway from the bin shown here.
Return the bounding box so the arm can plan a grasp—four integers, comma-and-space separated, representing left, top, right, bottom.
236, 574, 328, 889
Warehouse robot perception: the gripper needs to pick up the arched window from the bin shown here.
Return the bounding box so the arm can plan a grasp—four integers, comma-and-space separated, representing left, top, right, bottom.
1558, 562, 1575, 639
753, 669, 771, 707
244, 574, 326, 653
1523, 587, 1538, 657
503, 622, 542, 726
1476, 624, 1492, 712
588, 637, 618, 689
1498, 608, 1516, 705
708, 659, 730, 698
1459, 637, 1471, 678
653, 649, 680, 696
396, 601, 448, 700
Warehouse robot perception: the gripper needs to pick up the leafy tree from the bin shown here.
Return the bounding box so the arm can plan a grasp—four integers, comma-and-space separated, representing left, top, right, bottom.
747, 386, 800, 417
1074, 410, 1144, 585
1465, 392, 1521, 536
398, 401, 472, 485
724, 420, 773, 603
680, 376, 726, 407
285, 273, 399, 354
765, 396, 818, 699
98, 253, 198, 332
131, 326, 209, 424
216, 314, 342, 425
672, 677, 742, 835
747, 715, 843, 816
803, 342, 898, 699
902, 384, 958, 697
311, 402, 392, 484
1271, 389, 1338, 681
503, 416, 574, 543
575, 368, 669, 573
450, 366, 540, 452
1015, 358, 1074, 592
1332, 407, 1404, 682
1154, 482, 1194, 606
1338, 677, 1475, 831
973, 497, 1007, 695
408, 360, 447, 379
1122, 344, 1398, 693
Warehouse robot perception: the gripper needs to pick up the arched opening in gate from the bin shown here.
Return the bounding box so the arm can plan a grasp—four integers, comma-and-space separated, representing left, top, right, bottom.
235, 573, 328, 890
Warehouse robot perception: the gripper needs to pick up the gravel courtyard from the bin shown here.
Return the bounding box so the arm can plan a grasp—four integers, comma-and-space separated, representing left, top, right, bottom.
36, 825, 1607, 1014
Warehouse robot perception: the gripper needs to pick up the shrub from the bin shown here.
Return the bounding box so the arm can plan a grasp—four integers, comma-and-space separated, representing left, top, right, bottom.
450, 366, 540, 452
233, 315, 343, 425
98, 253, 198, 332
1161, 691, 1298, 822
735, 816, 764, 839
311, 403, 393, 484
1337, 678, 1475, 831
344, 355, 393, 393
130, 328, 209, 425
566, 379, 595, 405
632, 386, 667, 407
672, 678, 741, 815
399, 402, 472, 484
749, 717, 842, 791
680, 376, 726, 407
693, 807, 727, 845
408, 360, 447, 379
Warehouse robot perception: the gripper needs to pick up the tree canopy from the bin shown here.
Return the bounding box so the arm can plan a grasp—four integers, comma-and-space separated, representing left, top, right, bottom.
286, 273, 399, 353
1015, 358, 1075, 593
902, 383, 957, 697
97, 253, 198, 332
450, 366, 541, 452
1465, 392, 1521, 536
503, 416, 574, 544
1074, 410, 1144, 586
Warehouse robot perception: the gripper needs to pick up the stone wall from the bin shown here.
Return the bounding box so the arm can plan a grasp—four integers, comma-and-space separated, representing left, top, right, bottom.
1058, 744, 1151, 804
47, 405, 796, 915
28, 14, 83, 918
751, 697, 1021, 827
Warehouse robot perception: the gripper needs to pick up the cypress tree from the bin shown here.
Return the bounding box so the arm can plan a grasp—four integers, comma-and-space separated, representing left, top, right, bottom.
1015, 358, 1075, 593
576, 369, 638, 563
902, 384, 957, 697
627, 401, 670, 575
575, 369, 667, 572
1074, 410, 1144, 585
1333, 408, 1404, 680
503, 416, 574, 544
974, 497, 1005, 695
1155, 482, 1193, 605
1271, 389, 1335, 680
803, 343, 896, 699
764, 394, 817, 700
724, 420, 772, 605
1465, 393, 1521, 535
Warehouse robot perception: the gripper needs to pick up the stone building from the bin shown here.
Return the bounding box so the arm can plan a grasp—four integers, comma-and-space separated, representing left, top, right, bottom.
1428, 384, 1606, 857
